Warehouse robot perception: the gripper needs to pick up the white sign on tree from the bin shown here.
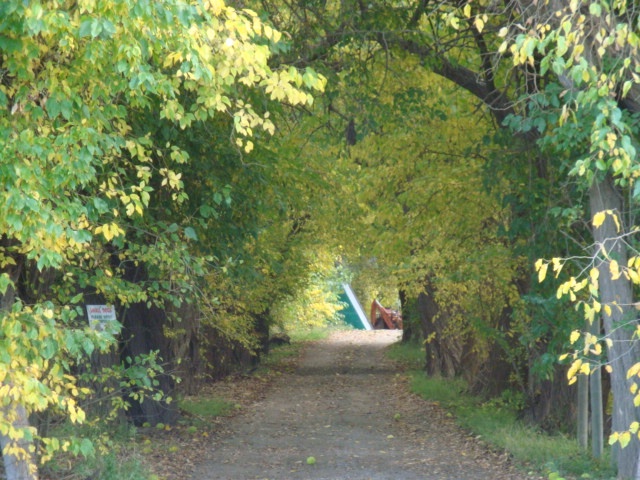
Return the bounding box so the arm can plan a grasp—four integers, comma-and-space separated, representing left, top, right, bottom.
86, 305, 117, 332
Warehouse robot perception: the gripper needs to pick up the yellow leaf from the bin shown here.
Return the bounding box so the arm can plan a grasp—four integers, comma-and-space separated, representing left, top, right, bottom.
567, 359, 582, 380
207, 0, 224, 15
463, 4, 471, 18
126, 203, 135, 217
551, 257, 564, 277
610, 260, 620, 280
604, 304, 612, 316
579, 362, 590, 375
609, 432, 619, 445
620, 431, 631, 448
474, 17, 485, 33
574, 278, 588, 292
103, 224, 113, 242
538, 262, 548, 283
627, 362, 640, 379
593, 211, 606, 228
613, 212, 621, 232
570, 330, 580, 344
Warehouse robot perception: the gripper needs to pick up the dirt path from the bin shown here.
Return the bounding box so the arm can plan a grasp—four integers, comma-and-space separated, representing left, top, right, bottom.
191, 330, 534, 480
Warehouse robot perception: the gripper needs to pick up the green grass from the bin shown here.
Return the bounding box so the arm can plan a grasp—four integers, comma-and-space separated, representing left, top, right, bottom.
287, 325, 336, 342
179, 396, 235, 419
386, 339, 426, 370
387, 340, 616, 480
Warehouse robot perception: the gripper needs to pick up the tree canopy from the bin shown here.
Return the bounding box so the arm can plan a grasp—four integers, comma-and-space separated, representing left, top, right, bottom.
4, 0, 640, 478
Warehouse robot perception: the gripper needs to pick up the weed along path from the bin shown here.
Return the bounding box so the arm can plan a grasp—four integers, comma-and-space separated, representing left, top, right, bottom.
191, 330, 531, 480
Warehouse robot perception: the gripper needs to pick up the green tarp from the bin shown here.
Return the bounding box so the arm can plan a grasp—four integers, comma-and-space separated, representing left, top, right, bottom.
338, 284, 372, 330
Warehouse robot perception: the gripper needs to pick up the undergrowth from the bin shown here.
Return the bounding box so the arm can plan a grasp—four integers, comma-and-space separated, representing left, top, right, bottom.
387, 341, 616, 480
40, 423, 150, 480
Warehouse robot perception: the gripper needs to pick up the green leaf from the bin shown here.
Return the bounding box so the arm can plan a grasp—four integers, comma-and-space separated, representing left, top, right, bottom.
79, 438, 95, 457
0, 36, 23, 53
90, 19, 103, 38
0, 274, 10, 295
184, 227, 198, 240
45, 96, 61, 119
40, 338, 58, 360
60, 99, 73, 120
78, 19, 92, 37
82, 336, 95, 356
101, 19, 116, 38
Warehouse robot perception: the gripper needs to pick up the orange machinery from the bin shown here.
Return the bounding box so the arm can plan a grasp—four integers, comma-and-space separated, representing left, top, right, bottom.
370, 300, 402, 330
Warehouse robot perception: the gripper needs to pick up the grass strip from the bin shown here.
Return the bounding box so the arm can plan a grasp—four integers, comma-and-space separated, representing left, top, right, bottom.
387, 341, 616, 480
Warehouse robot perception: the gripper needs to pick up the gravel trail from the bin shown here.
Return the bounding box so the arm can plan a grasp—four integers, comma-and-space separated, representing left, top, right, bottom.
191, 330, 534, 480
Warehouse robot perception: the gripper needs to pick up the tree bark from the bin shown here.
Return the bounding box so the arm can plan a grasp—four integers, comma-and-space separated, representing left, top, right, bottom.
576, 321, 591, 450
0, 273, 38, 480
399, 289, 417, 343
0, 403, 37, 480
121, 302, 179, 426
577, 368, 589, 449
589, 176, 640, 479
590, 316, 604, 459
417, 286, 460, 378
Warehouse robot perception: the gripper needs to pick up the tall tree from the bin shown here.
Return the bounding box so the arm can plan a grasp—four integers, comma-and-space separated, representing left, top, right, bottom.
0, 0, 323, 476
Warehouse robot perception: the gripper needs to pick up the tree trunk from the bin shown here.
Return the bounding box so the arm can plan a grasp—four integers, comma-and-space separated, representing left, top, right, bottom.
121, 302, 179, 426
417, 286, 459, 378
577, 317, 592, 450
0, 403, 37, 480
577, 370, 589, 449
399, 289, 415, 343
0, 274, 38, 480
590, 315, 604, 459
399, 290, 422, 343
589, 177, 640, 479
253, 309, 271, 361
